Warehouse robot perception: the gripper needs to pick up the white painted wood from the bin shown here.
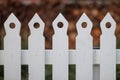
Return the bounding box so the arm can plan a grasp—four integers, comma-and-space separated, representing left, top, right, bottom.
0, 49, 118, 65
76, 13, 93, 80
1, 50, 120, 80
100, 13, 116, 80
52, 13, 68, 80
4, 13, 21, 80
28, 13, 45, 80
0, 13, 119, 80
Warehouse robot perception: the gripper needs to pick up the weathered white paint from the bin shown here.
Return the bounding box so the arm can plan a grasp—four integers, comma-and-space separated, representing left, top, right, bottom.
4, 13, 21, 80
76, 13, 93, 80
28, 13, 45, 80
100, 13, 116, 80
52, 13, 68, 80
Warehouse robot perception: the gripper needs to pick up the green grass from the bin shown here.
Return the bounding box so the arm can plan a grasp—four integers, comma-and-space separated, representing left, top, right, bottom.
0, 65, 120, 80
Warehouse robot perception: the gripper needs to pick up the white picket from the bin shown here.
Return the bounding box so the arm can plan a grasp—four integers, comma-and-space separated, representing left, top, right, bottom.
52, 13, 68, 80
76, 13, 93, 80
28, 13, 45, 80
4, 13, 21, 80
100, 13, 116, 80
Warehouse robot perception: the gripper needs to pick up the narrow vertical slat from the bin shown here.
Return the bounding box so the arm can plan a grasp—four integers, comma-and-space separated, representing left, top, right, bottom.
52, 13, 68, 80
93, 65, 100, 80
28, 13, 45, 80
93, 50, 100, 80
4, 13, 21, 80
76, 13, 93, 80
100, 13, 116, 80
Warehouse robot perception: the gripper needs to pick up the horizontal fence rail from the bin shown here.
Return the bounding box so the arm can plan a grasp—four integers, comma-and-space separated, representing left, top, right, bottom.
0, 49, 120, 65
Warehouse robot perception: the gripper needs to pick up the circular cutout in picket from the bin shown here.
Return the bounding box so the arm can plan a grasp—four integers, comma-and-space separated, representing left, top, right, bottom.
105, 22, 111, 28
34, 22, 40, 29
57, 22, 63, 28
10, 23, 15, 29
82, 22, 87, 28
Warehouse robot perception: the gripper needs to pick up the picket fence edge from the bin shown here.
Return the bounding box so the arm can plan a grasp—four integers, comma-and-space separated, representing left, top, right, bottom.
0, 49, 120, 65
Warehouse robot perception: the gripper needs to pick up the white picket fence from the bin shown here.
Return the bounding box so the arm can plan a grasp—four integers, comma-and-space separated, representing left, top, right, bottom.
0, 12, 120, 80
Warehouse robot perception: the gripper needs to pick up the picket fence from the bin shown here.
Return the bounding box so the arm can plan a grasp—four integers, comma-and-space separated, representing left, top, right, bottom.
0, 12, 120, 80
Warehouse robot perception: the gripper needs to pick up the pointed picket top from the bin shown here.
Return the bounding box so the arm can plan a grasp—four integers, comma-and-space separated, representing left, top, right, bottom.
100, 13, 116, 35
76, 13, 92, 35
28, 13, 45, 35
4, 13, 21, 34
53, 13, 68, 34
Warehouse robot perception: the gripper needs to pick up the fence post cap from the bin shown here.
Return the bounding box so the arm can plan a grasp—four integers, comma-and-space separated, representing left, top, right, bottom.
100, 12, 116, 34
76, 13, 92, 35
52, 13, 68, 34
4, 13, 21, 34
28, 13, 45, 35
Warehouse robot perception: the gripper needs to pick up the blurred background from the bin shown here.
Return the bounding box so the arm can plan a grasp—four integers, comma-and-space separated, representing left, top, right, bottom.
0, 0, 120, 80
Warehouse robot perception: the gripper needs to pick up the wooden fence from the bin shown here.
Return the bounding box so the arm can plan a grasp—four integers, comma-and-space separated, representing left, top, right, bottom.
0, 12, 119, 80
